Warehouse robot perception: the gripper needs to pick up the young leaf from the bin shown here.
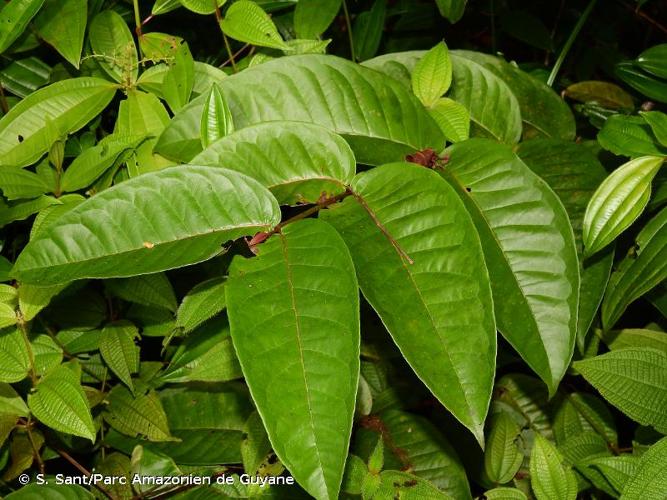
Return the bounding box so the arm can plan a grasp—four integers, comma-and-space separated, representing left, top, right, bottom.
352, 0, 386, 62
0, 78, 117, 168
192, 121, 355, 204
104, 385, 173, 442
435, 0, 467, 23
322, 163, 496, 444
442, 140, 579, 394
573, 348, 667, 433
13, 166, 281, 285
294, 0, 341, 39
0, 328, 30, 383
163, 40, 195, 112
33, 0, 87, 68
621, 436, 667, 499
227, 219, 360, 500
220, 1, 289, 51
179, 0, 226, 15
0, 0, 45, 53
411, 42, 452, 107
100, 321, 140, 391
106, 273, 177, 312
175, 277, 226, 334
200, 84, 234, 148
583, 156, 664, 257
89, 10, 138, 85
484, 412, 523, 484
428, 97, 470, 143
27, 362, 96, 441
529, 434, 577, 500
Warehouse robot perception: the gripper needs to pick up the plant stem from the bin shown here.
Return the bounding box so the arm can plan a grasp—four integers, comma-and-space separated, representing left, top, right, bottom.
213, 2, 238, 73
132, 0, 143, 62
56, 449, 115, 500
342, 0, 356, 62
26, 420, 45, 475
547, 0, 597, 87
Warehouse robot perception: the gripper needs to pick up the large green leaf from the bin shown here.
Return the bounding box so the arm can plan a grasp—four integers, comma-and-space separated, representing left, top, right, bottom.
13, 166, 280, 285
227, 219, 359, 500
517, 139, 614, 350
0, 57, 50, 98
89, 10, 138, 85
364, 51, 523, 144
573, 348, 667, 433
637, 44, 667, 78
641, 110, 667, 146
0, 78, 117, 168
616, 61, 667, 103
602, 328, 667, 354
294, 0, 341, 39
0, 0, 45, 53
27, 362, 95, 441
322, 162, 496, 443
583, 156, 664, 257
220, 0, 288, 50
33, 0, 87, 68
529, 434, 577, 500
99, 321, 140, 391
621, 436, 667, 499
597, 114, 667, 158
104, 384, 173, 442
352, 0, 386, 62
192, 121, 355, 205
0, 328, 30, 383
601, 206, 667, 328
156, 55, 444, 165
106, 273, 177, 312
442, 140, 579, 394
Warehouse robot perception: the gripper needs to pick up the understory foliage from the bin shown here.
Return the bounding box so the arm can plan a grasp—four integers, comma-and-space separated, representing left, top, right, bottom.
0, 0, 666, 499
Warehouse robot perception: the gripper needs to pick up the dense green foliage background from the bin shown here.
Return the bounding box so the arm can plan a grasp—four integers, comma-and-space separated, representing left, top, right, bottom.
0, 0, 666, 499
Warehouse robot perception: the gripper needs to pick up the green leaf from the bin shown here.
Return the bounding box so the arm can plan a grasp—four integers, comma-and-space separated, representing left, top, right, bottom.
0, 328, 29, 383
0, 0, 45, 53
28, 362, 96, 441
241, 411, 271, 473
322, 163, 495, 443
220, 1, 288, 50
227, 219, 360, 500
137, 61, 226, 98
428, 97, 470, 143
598, 115, 667, 157
0, 302, 17, 329
484, 412, 523, 484
616, 61, 667, 104
175, 277, 226, 334
89, 10, 138, 85
0, 168, 49, 200
584, 455, 639, 495
5, 483, 94, 500
376, 470, 451, 499
0, 57, 51, 98
352, 0, 386, 62
412, 42, 452, 107
573, 348, 667, 433
179, 0, 226, 15
442, 140, 579, 394
0, 195, 60, 227
33, 0, 87, 68
637, 44, 667, 79
483, 488, 527, 500
621, 436, 667, 499
200, 84, 234, 148
294, 0, 341, 39
641, 110, 667, 147
0, 383, 28, 416
153, 0, 181, 15
564, 81, 634, 110
157, 55, 443, 166
32, 334, 63, 375
529, 434, 577, 500
106, 273, 177, 312
517, 139, 613, 350
553, 392, 617, 447
601, 206, 667, 328
192, 121, 355, 205
435, 0, 466, 23
104, 384, 173, 441
100, 321, 140, 391
583, 156, 663, 257
602, 328, 667, 355
0, 77, 117, 168
13, 166, 281, 285
163, 40, 195, 112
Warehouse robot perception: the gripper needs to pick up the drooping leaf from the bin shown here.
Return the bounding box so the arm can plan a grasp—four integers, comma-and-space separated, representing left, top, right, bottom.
157, 55, 444, 165
192, 121, 355, 205
573, 348, 667, 433
99, 321, 140, 391
621, 436, 667, 499
352, 0, 386, 62
33, 0, 87, 68
529, 434, 577, 500
163, 40, 195, 112
200, 84, 234, 148
428, 97, 470, 143
442, 140, 579, 394
13, 166, 281, 285
0, 0, 45, 53
484, 412, 523, 484
411, 42, 452, 107
322, 163, 496, 443
220, 1, 289, 50
0, 78, 117, 168
517, 139, 614, 350
637, 44, 667, 79
179, 0, 226, 15
175, 277, 226, 334
227, 219, 360, 500
89, 10, 138, 85
0, 328, 30, 383
106, 273, 177, 312
294, 0, 341, 39
104, 384, 173, 442
435, 0, 467, 23
564, 81, 634, 110
27, 362, 96, 441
